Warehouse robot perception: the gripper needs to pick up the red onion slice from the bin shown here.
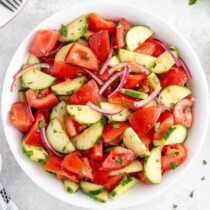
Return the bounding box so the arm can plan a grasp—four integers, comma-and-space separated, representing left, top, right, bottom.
128, 62, 150, 75
87, 102, 123, 115
108, 62, 128, 74
155, 96, 170, 111
179, 57, 192, 79
134, 87, 162, 108
82, 68, 104, 85
26, 103, 35, 122
108, 66, 130, 98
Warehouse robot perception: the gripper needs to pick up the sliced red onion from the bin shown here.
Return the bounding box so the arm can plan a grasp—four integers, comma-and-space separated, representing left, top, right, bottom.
128, 62, 150, 75
39, 124, 64, 158
155, 96, 170, 111
99, 70, 124, 95
134, 87, 162, 108
108, 66, 130, 98
87, 102, 123, 115
154, 38, 181, 67
179, 57, 192, 79
108, 62, 128, 74
26, 103, 35, 122
81, 68, 103, 85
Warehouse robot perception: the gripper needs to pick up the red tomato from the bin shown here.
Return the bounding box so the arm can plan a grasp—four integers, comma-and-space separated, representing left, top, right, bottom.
128, 106, 162, 136
159, 67, 188, 88
137, 171, 151, 185
24, 110, 45, 147
96, 67, 112, 81
162, 144, 187, 171
68, 79, 101, 105
89, 142, 103, 161
29, 30, 59, 57
26, 89, 59, 109
103, 174, 123, 192
65, 42, 99, 71
102, 122, 129, 144
115, 18, 132, 49
89, 30, 110, 63
61, 152, 93, 180
65, 114, 77, 137
123, 74, 147, 89
135, 41, 156, 55
88, 13, 116, 33
147, 38, 165, 57
149, 111, 174, 140
10, 102, 33, 132
139, 134, 152, 150
102, 146, 136, 171
53, 62, 78, 80
173, 98, 194, 128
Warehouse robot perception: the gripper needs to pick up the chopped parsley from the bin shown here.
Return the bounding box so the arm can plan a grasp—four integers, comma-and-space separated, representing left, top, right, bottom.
117, 23, 124, 29
202, 160, 207, 165
189, 190, 194, 198
112, 123, 120, 129
170, 162, 178, 169
154, 122, 160, 132
173, 204, 178, 209
39, 120, 46, 128
117, 158, 123, 165
77, 107, 82, 111
82, 55, 89, 61
201, 176, 206, 181
189, 0, 197, 5
60, 24, 68, 37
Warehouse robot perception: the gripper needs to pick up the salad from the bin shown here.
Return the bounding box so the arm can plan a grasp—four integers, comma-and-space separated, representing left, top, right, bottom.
9, 12, 194, 203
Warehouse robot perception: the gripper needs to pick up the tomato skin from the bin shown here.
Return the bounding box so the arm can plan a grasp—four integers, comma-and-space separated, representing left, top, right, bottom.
135, 41, 156, 55
88, 13, 116, 33
29, 30, 59, 57
128, 106, 162, 136
68, 79, 101, 105
123, 74, 147, 89
137, 171, 151, 185
89, 142, 103, 161
102, 122, 129, 144
139, 134, 152, 150
102, 146, 137, 171
173, 98, 194, 128
162, 144, 188, 171
65, 42, 99, 71
89, 30, 110, 63
10, 102, 33, 132
148, 38, 165, 57
159, 67, 188, 88
65, 114, 77, 137
103, 174, 123, 192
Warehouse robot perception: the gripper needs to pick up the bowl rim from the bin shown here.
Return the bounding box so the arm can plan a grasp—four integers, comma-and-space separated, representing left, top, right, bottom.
1, 1, 209, 209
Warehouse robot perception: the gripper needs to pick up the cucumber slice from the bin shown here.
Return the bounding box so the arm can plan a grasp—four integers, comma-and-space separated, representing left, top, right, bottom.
152, 140, 164, 148
123, 127, 150, 157
55, 43, 72, 62
143, 99, 157, 108
162, 124, 187, 145
120, 88, 148, 99
91, 191, 108, 203
100, 102, 131, 122
109, 55, 120, 67
22, 138, 48, 163
27, 55, 40, 69
46, 118, 75, 154
51, 76, 86, 95
109, 160, 143, 176
59, 15, 88, 42
110, 176, 138, 200
82, 30, 94, 40
147, 72, 161, 90
63, 179, 79, 194
118, 49, 156, 69
72, 120, 104, 150
144, 146, 162, 184
21, 70, 56, 90
126, 26, 153, 51
158, 85, 191, 108
18, 90, 26, 102
80, 181, 105, 195
67, 105, 102, 126
151, 46, 179, 74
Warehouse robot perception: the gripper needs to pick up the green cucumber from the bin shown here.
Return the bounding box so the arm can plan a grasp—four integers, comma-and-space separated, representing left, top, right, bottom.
143, 99, 157, 108
18, 90, 26, 102
63, 179, 79, 194
67, 105, 102, 126
123, 127, 150, 157
91, 191, 108, 203
55, 43, 72, 62
21, 70, 56, 90
72, 120, 104, 150
82, 30, 94, 40
27, 55, 40, 69
120, 88, 148, 99
118, 49, 156, 69
80, 181, 105, 195
109, 55, 120, 67
46, 118, 75, 154
51, 76, 86, 95
125, 26, 153, 51
152, 140, 164, 148
59, 15, 88, 42
147, 72, 161, 90
151, 46, 179, 74
144, 146, 162, 184
110, 176, 138, 200
162, 124, 187, 145
158, 85, 191, 108
109, 160, 143, 176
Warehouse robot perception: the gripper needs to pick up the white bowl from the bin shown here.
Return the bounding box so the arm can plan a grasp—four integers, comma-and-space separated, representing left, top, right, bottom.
1, 1, 209, 209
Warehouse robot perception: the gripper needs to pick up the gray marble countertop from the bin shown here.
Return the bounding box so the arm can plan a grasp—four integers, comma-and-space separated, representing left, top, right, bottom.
0, 0, 210, 209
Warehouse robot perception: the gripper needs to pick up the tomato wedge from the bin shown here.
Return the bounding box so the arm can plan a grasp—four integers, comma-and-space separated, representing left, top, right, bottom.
135, 41, 156, 55
29, 30, 59, 57
65, 42, 99, 71
128, 106, 162, 136
159, 67, 188, 88
123, 74, 147, 89
139, 134, 152, 150
162, 144, 187, 171
67, 79, 101, 105
89, 30, 110, 63
10, 102, 33, 132
103, 174, 123, 192
88, 13, 116, 33
102, 146, 136, 171
89, 142, 103, 161
137, 171, 151, 185
65, 114, 77, 137
173, 98, 194, 128
26, 89, 59, 109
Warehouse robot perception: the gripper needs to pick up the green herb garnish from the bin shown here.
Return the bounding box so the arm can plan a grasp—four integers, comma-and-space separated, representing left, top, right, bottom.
112, 124, 120, 129
170, 162, 178, 169
154, 122, 160, 132
39, 120, 46, 128
60, 24, 68, 37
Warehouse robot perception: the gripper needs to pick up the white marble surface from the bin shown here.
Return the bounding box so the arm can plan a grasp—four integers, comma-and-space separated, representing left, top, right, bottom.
0, 0, 210, 209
